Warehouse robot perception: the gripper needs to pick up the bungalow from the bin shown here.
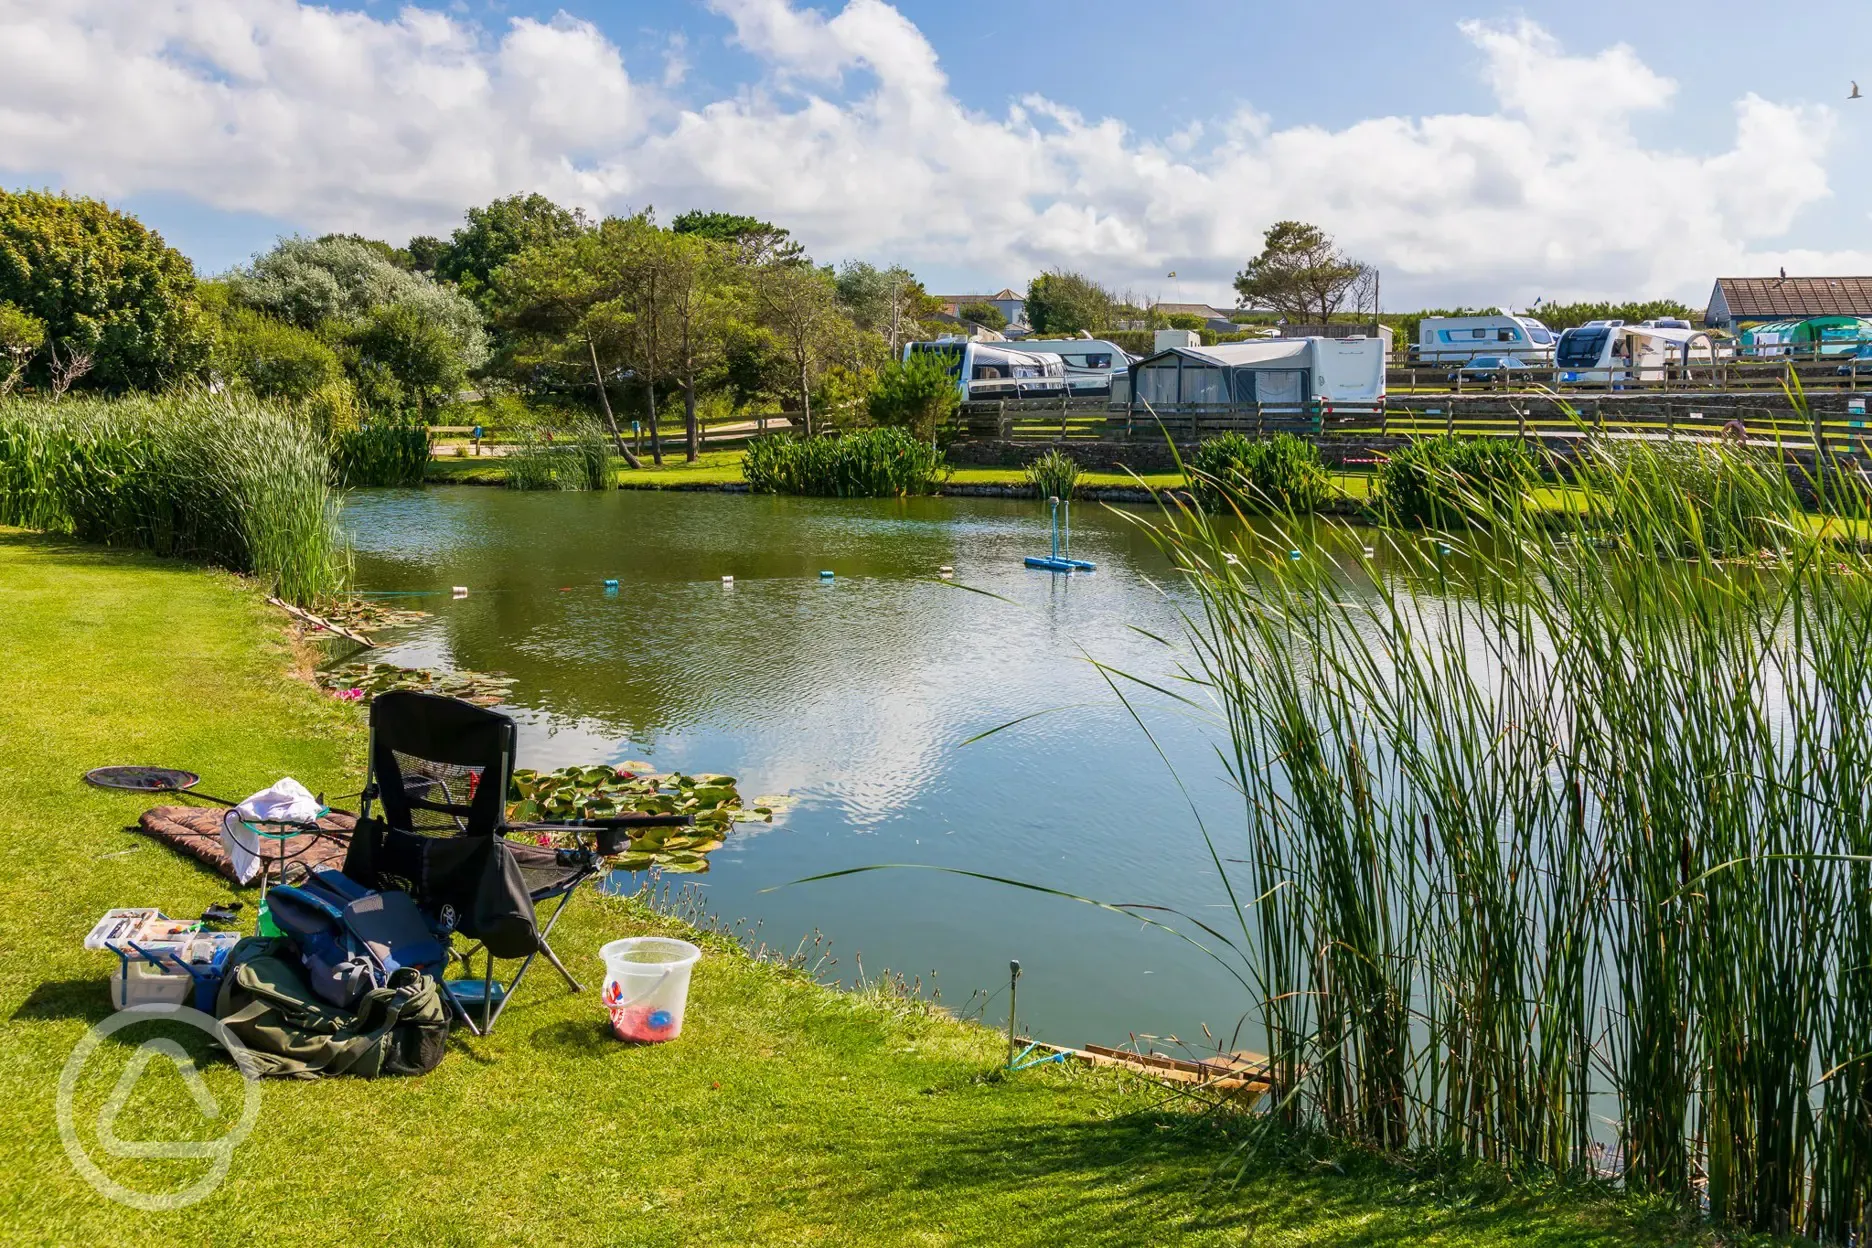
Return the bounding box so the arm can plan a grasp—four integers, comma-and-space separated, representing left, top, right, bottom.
931, 288, 1026, 326
1705, 276, 1872, 332
1150, 302, 1239, 334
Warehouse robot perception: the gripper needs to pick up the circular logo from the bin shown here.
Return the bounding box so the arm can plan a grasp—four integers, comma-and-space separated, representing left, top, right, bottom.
56, 1004, 264, 1211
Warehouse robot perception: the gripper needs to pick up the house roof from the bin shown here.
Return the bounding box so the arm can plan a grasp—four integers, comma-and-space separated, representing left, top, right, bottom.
1713, 276, 1872, 321
1150, 302, 1233, 321
934, 289, 1024, 305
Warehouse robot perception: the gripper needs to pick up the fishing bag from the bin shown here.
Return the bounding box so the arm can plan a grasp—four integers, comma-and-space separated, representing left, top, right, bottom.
214, 938, 449, 1079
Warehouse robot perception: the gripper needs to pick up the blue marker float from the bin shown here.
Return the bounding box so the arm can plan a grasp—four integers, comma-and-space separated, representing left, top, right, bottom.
1024, 496, 1095, 573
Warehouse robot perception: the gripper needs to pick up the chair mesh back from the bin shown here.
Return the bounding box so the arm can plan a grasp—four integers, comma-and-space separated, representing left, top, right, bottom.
367, 691, 517, 839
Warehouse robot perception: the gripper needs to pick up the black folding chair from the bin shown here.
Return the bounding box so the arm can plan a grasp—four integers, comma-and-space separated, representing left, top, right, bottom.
342, 690, 691, 1035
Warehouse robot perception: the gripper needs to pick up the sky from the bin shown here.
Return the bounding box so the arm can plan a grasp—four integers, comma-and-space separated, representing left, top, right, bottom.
2, 0, 1867, 312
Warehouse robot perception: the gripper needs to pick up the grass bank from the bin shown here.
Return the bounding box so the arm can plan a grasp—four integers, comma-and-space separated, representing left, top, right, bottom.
0, 530, 1710, 1245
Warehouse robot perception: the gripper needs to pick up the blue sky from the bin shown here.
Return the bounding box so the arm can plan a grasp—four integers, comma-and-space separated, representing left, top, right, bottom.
4, 0, 1866, 308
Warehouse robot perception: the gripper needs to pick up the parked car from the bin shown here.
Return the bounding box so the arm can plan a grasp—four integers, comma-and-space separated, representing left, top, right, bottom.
1449, 355, 1535, 384
1836, 345, 1872, 377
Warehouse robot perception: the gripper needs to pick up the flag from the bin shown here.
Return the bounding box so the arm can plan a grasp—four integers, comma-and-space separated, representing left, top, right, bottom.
1167, 271, 1177, 279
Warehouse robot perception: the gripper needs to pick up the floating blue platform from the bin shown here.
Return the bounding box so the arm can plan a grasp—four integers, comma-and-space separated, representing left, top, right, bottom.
1024, 496, 1095, 573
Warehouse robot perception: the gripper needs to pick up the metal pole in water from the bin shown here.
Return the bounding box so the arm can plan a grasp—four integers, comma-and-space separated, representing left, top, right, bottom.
1048, 498, 1060, 562
1062, 498, 1071, 560
1006, 959, 1022, 1067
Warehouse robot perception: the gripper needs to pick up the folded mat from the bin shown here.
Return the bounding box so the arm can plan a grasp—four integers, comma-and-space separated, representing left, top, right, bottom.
137, 805, 356, 884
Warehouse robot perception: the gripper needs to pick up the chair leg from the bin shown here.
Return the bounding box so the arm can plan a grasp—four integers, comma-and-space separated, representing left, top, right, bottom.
535, 889, 585, 992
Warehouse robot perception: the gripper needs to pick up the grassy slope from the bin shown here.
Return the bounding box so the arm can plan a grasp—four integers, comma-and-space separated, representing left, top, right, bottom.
0, 530, 1710, 1246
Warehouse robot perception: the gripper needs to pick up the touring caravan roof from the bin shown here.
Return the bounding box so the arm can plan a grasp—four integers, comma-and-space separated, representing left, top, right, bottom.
1147, 341, 1311, 368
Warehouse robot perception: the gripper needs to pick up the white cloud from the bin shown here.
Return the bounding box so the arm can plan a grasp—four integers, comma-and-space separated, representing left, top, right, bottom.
0, 0, 1856, 302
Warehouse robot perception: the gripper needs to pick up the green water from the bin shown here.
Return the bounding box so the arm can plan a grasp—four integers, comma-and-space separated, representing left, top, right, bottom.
343, 487, 1264, 1048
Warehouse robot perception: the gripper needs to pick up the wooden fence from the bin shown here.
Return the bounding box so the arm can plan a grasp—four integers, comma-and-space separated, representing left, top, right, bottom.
948, 394, 1872, 455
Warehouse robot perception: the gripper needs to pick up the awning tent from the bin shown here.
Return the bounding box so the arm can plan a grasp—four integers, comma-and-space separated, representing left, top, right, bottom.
1131, 342, 1312, 407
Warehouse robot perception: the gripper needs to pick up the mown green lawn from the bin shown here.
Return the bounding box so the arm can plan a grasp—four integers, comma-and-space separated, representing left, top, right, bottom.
0, 530, 1733, 1245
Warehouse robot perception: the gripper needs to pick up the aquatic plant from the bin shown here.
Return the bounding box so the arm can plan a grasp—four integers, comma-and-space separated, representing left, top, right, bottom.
0, 390, 346, 604
741, 427, 948, 497
1186, 431, 1329, 515
332, 420, 430, 488
1121, 443, 1872, 1238
509, 765, 772, 873
1022, 449, 1082, 501
504, 423, 617, 492
1375, 434, 1536, 525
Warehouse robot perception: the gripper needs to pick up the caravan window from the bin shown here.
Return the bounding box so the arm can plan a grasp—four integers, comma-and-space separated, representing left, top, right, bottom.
1524, 322, 1553, 345
1057, 353, 1113, 370
972, 364, 1004, 380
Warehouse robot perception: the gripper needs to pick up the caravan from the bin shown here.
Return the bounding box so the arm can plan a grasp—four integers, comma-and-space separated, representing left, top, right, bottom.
1555, 321, 1717, 385
904, 338, 1067, 400
1414, 311, 1556, 364
1127, 337, 1386, 409
1013, 337, 1132, 398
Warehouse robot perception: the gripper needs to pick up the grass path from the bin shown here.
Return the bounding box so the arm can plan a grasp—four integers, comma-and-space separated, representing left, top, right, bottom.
0, 530, 1714, 1245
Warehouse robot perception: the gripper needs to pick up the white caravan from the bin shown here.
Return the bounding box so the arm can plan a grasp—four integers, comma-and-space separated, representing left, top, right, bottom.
904, 339, 1067, 400
1415, 311, 1556, 363
1014, 337, 1132, 398
1554, 320, 1718, 385
1127, 337, 1386, 408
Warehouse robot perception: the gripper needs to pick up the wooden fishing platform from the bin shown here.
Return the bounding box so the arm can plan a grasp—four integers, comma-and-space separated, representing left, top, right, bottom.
1028, 1041, 1274, 1100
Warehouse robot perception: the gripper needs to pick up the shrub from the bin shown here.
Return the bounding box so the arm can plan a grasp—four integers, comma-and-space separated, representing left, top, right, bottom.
1188, 432, 1330, 515
0, 390, 346, 603
1377, 436, 1536, 526
865, 354, 959, 442
1023, 449, 1082, 501
0, 190, 212, 392
212, 306, 343, 402
742, 428, 948, 497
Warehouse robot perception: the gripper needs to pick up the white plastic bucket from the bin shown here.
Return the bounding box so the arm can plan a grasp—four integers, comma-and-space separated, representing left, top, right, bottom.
599, 937, 701, 1043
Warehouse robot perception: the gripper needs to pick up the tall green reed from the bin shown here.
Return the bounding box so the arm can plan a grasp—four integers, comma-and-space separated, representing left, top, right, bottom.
504, 424, 617, 492
0, 391, 347, 604
1122, 439, 1871, 1238
742, 428, 947, 498
1022, 449, 1082, 501
332, 421, 431, 487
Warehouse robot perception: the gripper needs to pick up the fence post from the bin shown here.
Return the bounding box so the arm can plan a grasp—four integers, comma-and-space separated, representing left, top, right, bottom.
998, 400, 1011, 442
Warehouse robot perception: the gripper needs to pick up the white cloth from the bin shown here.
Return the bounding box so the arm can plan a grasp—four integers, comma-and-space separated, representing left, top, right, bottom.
220, 778, 322, 885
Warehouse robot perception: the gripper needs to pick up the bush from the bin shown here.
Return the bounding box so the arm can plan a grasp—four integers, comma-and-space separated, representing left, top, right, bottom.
865, 354, 959, 442
212, 306, 343, 402
0, 390, 346, 604
0, 190, 212, 392
1188, 432, 1330, 515
1023, 449, 1082, 501
333, 421, 430, 488
742, 428, 948, 497
1377, 436, 1536, 526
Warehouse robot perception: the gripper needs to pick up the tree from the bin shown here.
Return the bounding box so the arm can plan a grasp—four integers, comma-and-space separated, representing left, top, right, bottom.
1025, 270, 1115, 335
671, 210, 807, 267
1233, 221, 1367, 324
434, 193, 587, 308
345, 303, 468, 415
957, 301, 1007, 332
835, 262, 938, 355
753, 263, 844, 436
403, 235, 447, 275
0, 300, 46, 396
866, 352, 958, 442
0, 190, 211, 392
211, 305, 343, 402
490, 215, 654, 467
650, 231, 744, 462
229, 235, 488, 411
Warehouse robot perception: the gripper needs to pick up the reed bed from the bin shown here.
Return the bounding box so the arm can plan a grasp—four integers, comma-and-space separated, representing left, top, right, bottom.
332, 422, 431, 488
504, 425, 617, 492
742, 428, 947, 498
1131, 442, 1872, 1239
0, 391, 346, 604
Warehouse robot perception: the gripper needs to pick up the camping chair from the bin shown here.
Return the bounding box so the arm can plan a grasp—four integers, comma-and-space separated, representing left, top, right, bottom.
341, 690, 692, 1035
